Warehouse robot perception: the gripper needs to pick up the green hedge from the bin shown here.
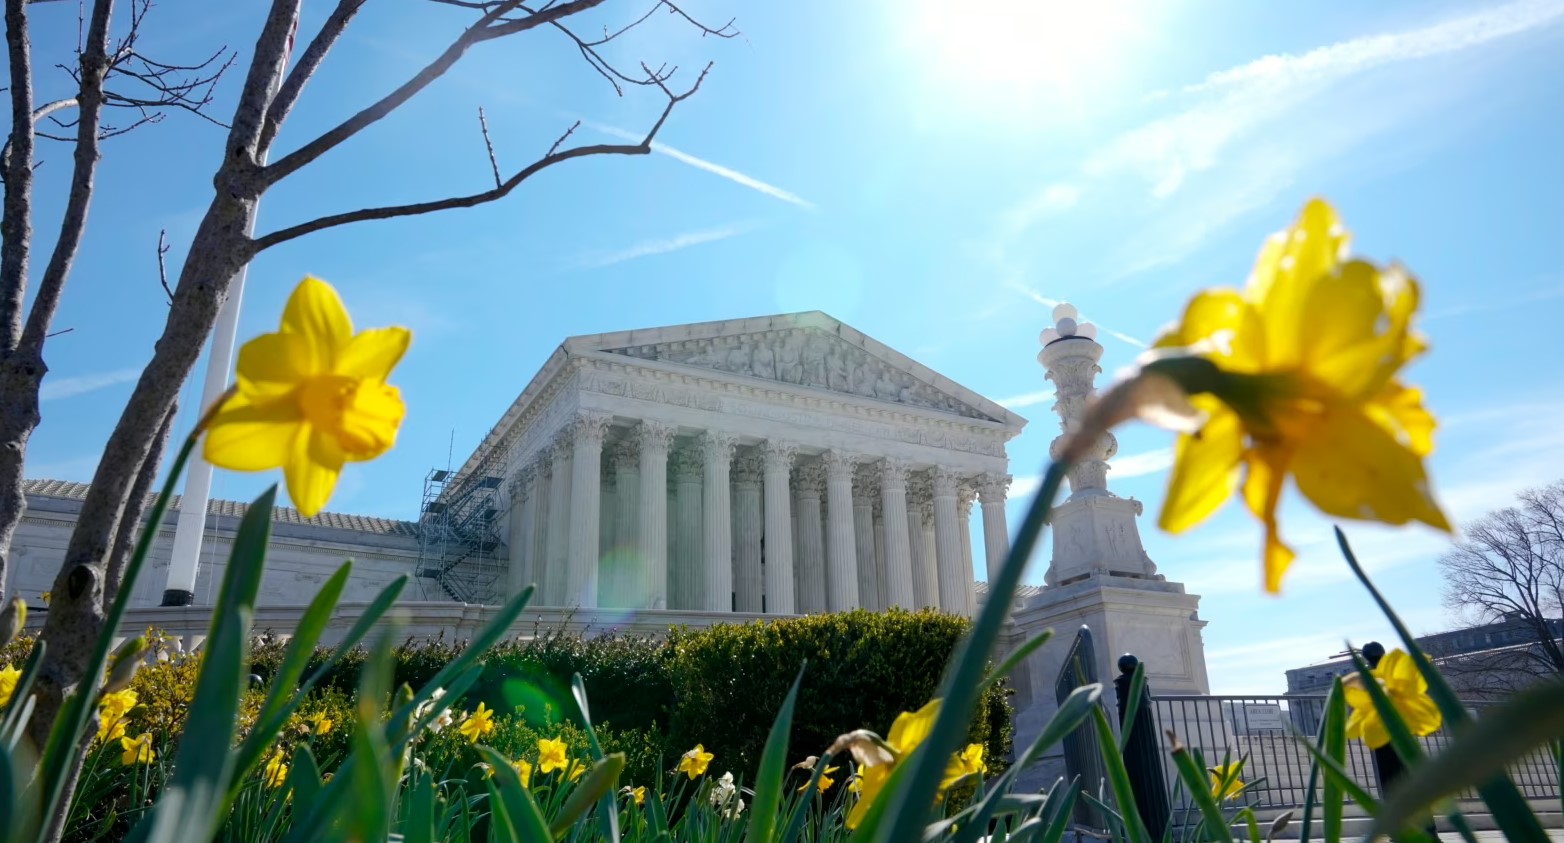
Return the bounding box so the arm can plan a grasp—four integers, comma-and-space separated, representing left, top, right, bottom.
247, 608, 1011, 782
666, 609, 1011, 777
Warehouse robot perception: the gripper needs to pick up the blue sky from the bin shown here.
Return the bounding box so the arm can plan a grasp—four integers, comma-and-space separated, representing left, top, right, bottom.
17, 1, 1564, 692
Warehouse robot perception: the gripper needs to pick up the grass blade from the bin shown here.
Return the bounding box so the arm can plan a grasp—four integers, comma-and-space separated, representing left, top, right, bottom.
1119, 661, 1147, 752
1166, 734, 1233, 843
1320, 677, 1347, 843
745, 663, 806, 843
479, 745, 553, 842
570, 672, 621, 842
549, 753, 626, 837
983, 629, 1054, 693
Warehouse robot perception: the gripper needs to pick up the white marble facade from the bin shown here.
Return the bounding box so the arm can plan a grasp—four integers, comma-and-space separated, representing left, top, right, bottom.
468, 312, 1029, 616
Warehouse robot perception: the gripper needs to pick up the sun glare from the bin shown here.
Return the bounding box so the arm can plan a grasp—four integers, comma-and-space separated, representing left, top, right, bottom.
908, 0, 1142, 109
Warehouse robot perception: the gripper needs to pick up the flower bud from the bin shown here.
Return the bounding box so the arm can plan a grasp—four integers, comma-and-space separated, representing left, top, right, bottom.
0, 597, 26, 648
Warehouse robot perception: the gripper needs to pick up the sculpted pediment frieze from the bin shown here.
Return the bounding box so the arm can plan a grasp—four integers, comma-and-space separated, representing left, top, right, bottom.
599, 328, 996, 421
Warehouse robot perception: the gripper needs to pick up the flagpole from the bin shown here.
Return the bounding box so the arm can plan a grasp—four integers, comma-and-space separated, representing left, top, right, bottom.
161, 14, 297, 606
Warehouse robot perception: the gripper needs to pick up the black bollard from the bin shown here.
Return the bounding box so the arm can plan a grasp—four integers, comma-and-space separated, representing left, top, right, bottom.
1114, 654, 1170, 842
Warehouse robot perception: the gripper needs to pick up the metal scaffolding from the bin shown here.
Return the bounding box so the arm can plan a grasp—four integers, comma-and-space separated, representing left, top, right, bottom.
415, 444, 507, 604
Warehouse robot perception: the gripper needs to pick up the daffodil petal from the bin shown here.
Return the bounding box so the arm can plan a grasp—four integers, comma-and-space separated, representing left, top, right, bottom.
887, 699, 941, 755
281, 276, 354, 372
284, 427, 345, 517
1158, 402, 1243, 534
1367, 382, 1436, 458
203, 393, 305, 472
1250, 198, 1349, 369
234, 332, 313, 399
336, 326, 411, 381
1242, 447, 1295, 594
1299, 260, 1423, 400
1291, 405, 1450, 532
1153, 288, 1267, 370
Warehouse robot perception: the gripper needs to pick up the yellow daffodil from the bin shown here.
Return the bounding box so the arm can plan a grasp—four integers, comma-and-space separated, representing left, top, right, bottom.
306, 711, 333, 736
0, 664, 20, 708
538, 737, 570, 774
97, 689, 138, 743
204, 276, 411, 518
1209, 760, 1246, 802
458, 702, 495, 744
956, 743, 986, 778
798, 765, 839, 793
677, 743, 714, 779
1149, 198, 1449, 593
120, 732, 155, 766
477, 762, 495, 779
567, 760, 587, 782
513, 758, 533, 787
38, 590, 49, 606
626, 785, 647, 806
263, 751, 290, 789
1343, 648, 1442, 749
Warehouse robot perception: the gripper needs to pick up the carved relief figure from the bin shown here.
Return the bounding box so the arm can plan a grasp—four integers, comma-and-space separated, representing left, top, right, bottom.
850, 357, 875, 396
802, 335, 829, 386
873, 371, 900, 401
777, 335, 803, 383
726, 344, 752, 374
751, 339, 776, 380
825, 346, 850, 392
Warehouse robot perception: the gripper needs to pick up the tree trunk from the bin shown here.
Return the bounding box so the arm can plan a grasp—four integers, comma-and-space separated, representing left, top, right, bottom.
0, 354, 42, 598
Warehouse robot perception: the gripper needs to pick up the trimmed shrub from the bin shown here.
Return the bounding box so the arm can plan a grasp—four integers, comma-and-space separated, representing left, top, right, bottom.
665, 609, 1012, 777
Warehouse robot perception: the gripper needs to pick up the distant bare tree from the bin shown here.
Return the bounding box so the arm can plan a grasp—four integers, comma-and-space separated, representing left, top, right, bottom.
1438, 480, 1564, 695
4, 1, 735, 838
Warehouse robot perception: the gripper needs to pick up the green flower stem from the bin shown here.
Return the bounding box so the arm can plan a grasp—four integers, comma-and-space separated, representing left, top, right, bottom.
37, 420, 204, 831
879, 458, 1070, 843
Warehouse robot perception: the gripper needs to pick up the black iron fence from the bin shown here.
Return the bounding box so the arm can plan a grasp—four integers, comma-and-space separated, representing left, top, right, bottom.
1149, 693, 1560, 815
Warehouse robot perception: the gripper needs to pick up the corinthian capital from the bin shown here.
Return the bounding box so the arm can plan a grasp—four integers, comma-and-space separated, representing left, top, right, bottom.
701, 430, 738, 464
794, 462, 828, 495
569, 411, 613, 446
978, 472, 1012, 504
822, 449, 860, 481
932, 466, 961, 498
761, 440, 798, 473
637, 420, 677, 453
880, 458, 911, 490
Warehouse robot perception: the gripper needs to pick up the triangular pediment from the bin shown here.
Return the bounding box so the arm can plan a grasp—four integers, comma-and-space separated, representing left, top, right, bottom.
562, 312, 1024, 427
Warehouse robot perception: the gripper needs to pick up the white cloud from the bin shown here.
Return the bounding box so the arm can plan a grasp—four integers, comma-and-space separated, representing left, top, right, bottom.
586, 122, 817, 210
1005, 280, 1148, 348
1003, 183, 1082, 236
1111, 447, 1174, 479
576, 221, 764, 269
996, 389, 1054, 410
40, 368, 140, 402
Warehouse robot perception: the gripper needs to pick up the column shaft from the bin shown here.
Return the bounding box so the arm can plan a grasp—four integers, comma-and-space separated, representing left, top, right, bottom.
599, 472, 616, 599
508, 464, 538, 599
566, 413, 611, 608
762, 442, 798, 614
880, 460, 916, 609
670, 443, 704, 610
733, 451, 765, 613
701, 432, 737, 612
957, 484, 978, 617
636, 422, 673, 610
794, 463, 827, 613
545, 439, 573, 607
532, 461, 552, 602
610, 439, 641, 608
978, 473, 1012, 590
823, 451, 861, 611
852, 464, 880, 611
932, 467, 967, 616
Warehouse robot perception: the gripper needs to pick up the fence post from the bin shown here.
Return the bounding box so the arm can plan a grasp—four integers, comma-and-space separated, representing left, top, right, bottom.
1115, 654, 1171, 841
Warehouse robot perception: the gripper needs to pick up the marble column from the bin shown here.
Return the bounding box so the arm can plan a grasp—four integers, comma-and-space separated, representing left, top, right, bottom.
732, 450, 765, 612
545, 437, 574, 606
852, 464, 881, 611
873, 503, 887, 608
793, 462, 828, 613
908, 473, 938, 609
978, 473, 1012, 588
507, 464, 537, 599
880, 459, 916, 609
957, 479, 978, 617
600, 468, 616, 564
762, 441, 797, 614
823, 450, 861, 611
670, 442, 704, 610
566, 412, 611, 608
920, 506, 939, 608
701, 431, 737, 612
636, 422, 674, 610
932, 466, 967, 616
532, 458, 552, 603
606, 438, 641, 608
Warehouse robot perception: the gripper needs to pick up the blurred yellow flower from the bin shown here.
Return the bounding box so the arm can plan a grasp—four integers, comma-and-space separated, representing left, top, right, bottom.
0, 664, 19, 708
798, 765, 839, 793
97, 689, 138, 743
38, 590, 49, 606
306, 710, 333, 736
459, 702, 495, 744
627, 785, 646, 806
677, 743, 714, 779
120, 732, 155, 766
567, 760, 586, 782
538, 737, 569, 774
1343, 649, 1442, 749
513, 758, 533, 787
263, 751, 290, 789
844, 699, 950, 830
1151, 198, 1449, 593
956, 743, 986, 778
204, 276, 410, 518
1209, 760, 1246, 802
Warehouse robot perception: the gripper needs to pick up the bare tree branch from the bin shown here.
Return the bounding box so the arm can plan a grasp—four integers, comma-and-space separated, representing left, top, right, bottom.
260, 0, 605, 188
256, 0, 367, 158
253, 63, 708, 251
156, 228, 171, 305
1, 0, 37, 352
477, 106, 501, 188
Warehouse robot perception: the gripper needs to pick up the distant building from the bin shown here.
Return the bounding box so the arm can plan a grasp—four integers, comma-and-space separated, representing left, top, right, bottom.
1285, 613, 1564, 698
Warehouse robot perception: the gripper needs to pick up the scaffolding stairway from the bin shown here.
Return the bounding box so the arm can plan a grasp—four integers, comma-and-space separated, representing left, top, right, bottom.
415, 464, 507, 606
